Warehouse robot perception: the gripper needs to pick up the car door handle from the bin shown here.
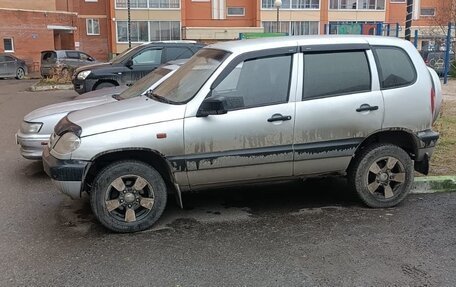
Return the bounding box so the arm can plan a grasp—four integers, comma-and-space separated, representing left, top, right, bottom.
356, 104, 379, 112
267, 114, 292, 122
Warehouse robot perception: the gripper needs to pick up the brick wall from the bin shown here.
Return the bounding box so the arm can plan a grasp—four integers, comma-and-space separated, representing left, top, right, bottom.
0, 9, 77, 72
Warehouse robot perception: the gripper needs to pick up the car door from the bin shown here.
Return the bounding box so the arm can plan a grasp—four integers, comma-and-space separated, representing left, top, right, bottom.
64, 51, 80, 69
293, 45, 384, 175
184, 50, 299, 187
127, 48, 163, 85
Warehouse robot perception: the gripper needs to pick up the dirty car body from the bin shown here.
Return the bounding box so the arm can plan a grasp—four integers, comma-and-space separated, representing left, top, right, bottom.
43, 36, 443, 232
17, 61, 183, 160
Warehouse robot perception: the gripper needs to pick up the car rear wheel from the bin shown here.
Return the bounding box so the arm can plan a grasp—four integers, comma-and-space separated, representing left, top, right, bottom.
348, 144, 413, 208
15, 68, 25, 80
90, 160, 167, 233
95, 82, 116, 90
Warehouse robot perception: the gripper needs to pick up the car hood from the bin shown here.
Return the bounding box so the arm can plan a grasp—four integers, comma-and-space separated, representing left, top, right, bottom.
24, 95, 116, 122
67, 96, 186, 137
74, 62, 111, 73
75, 85, 128, 100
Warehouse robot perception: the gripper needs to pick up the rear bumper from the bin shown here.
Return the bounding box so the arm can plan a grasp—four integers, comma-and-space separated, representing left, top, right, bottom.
42, 146, 89, 199
15, 131, 50, 160
414, 130, 439, 175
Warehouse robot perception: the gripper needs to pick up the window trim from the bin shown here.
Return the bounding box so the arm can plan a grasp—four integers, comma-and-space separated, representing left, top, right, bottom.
114, 0, 181, 9
3, 37, 14, 52
420, 8, 436, 17
209, 49, 297, 111
301, 49, 373, 101
227, 7, 245, 16
261, 0, 321, 10
371, 45, 417, 90
86, 19, 100, 35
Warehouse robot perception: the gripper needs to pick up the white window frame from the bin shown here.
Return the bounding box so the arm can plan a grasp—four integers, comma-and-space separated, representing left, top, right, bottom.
114, 0, 181, 9
420, 8, 436, 17
261, 0, 321, 10
3, 38, 14, 52
116, 20, 181, 43
227, 7, 245, 16
329, 0, 386, 10
86, 19, 100, 35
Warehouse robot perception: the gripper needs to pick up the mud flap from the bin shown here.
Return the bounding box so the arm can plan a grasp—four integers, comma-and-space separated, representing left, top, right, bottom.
414, 153, 429, 175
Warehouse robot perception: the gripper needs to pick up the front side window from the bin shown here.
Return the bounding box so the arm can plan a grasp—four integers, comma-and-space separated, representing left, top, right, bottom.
86, 19, 100, 35
151, 49, 229, 104
3, 38, 13, 52
303, 51, 371, 99
372, 46, 416, 89
212, 55, 292, 110
132, 49, 162, 65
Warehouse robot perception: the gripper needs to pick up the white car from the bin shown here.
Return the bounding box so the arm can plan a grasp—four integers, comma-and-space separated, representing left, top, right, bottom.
16, 60, 185, 160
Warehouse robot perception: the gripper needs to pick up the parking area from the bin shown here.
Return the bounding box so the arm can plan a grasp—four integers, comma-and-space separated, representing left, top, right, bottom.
1, 79, 456, 286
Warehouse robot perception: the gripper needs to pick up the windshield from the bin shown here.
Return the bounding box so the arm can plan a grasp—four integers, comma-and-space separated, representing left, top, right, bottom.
151, 49, 230, 104
111, 45, 143, 64
118, 66, 174, 99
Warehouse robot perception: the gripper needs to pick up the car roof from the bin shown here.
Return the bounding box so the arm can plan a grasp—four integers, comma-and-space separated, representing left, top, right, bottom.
207, 35, 413, 54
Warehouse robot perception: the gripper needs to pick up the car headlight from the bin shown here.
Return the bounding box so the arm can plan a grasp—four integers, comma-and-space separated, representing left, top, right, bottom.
77, 70, 91, 80
20, 121, 43, 133
53, 132, 81, 154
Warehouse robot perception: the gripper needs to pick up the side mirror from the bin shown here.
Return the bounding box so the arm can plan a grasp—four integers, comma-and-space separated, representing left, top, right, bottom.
197, 96, 228, 117
125, 59, 134, 68
88, 57, 95, 62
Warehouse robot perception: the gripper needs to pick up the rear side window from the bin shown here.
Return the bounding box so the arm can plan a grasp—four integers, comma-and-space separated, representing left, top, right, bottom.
372, 46, 416, 89
303, 51, 371, 100
66, 51, 80, 59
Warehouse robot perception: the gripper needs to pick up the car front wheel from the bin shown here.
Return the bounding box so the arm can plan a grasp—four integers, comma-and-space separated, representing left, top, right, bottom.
349, 144, 414, 208
90, 160, 167, 233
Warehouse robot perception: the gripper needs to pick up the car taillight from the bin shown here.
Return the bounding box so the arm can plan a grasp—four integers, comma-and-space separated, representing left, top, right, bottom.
430, 86, 435, 117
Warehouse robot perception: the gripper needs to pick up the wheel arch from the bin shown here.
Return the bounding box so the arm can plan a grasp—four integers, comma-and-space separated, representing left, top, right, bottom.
83, 148, 180, 203
348, 128, 420, 171
93, 79, 119, 90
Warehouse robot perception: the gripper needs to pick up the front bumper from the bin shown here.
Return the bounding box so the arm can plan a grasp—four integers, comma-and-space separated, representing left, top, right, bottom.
15, 131, 50, 160
72, 78, 97, 94
42, 146, 89, 199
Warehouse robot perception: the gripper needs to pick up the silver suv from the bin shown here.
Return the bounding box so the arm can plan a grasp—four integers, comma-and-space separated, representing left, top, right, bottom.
43, 36, 442, 233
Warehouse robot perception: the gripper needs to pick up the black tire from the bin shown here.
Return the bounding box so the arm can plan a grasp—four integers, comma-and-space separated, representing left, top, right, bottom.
15, 67, 25, 80
90, 160, 167, 233
95, 82, 116, 90
348, 143, 414, 208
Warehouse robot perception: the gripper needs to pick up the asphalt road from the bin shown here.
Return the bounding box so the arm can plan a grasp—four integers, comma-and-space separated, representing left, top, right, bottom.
1, 79, 456, 286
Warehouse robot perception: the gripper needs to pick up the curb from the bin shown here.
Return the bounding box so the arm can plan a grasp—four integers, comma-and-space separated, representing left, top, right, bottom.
411, 176, 456, 194
29, 83, 73, 92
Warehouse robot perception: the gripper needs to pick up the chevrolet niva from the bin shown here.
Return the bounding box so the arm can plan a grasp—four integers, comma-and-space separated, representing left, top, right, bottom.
43, 36, 442, 232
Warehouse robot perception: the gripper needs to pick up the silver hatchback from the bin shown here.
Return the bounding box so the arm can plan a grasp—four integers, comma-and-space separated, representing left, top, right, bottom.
43, 36, 442, 233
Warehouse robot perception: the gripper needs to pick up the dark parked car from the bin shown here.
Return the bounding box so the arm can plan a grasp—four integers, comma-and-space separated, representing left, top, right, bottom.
41, 50, 96, 78
0, 54, 27, 79
72, 41, 204, 94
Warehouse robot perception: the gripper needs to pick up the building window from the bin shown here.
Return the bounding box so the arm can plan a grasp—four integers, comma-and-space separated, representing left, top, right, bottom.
3, 38, 14, 52
149, 21, 180, 41
86, 19, 100, 35
420, 8, 436, 16
117, 21, 180, 43
390, 0, 405, 3
149, 0, 180, 8
227, 7, 245, 16
330, 0, 385, 10
85, 0, 98, 2
115, 0, 179, 8
263, 21, 319, 35
262, 0, 319, 9
115, 0, 148, 8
